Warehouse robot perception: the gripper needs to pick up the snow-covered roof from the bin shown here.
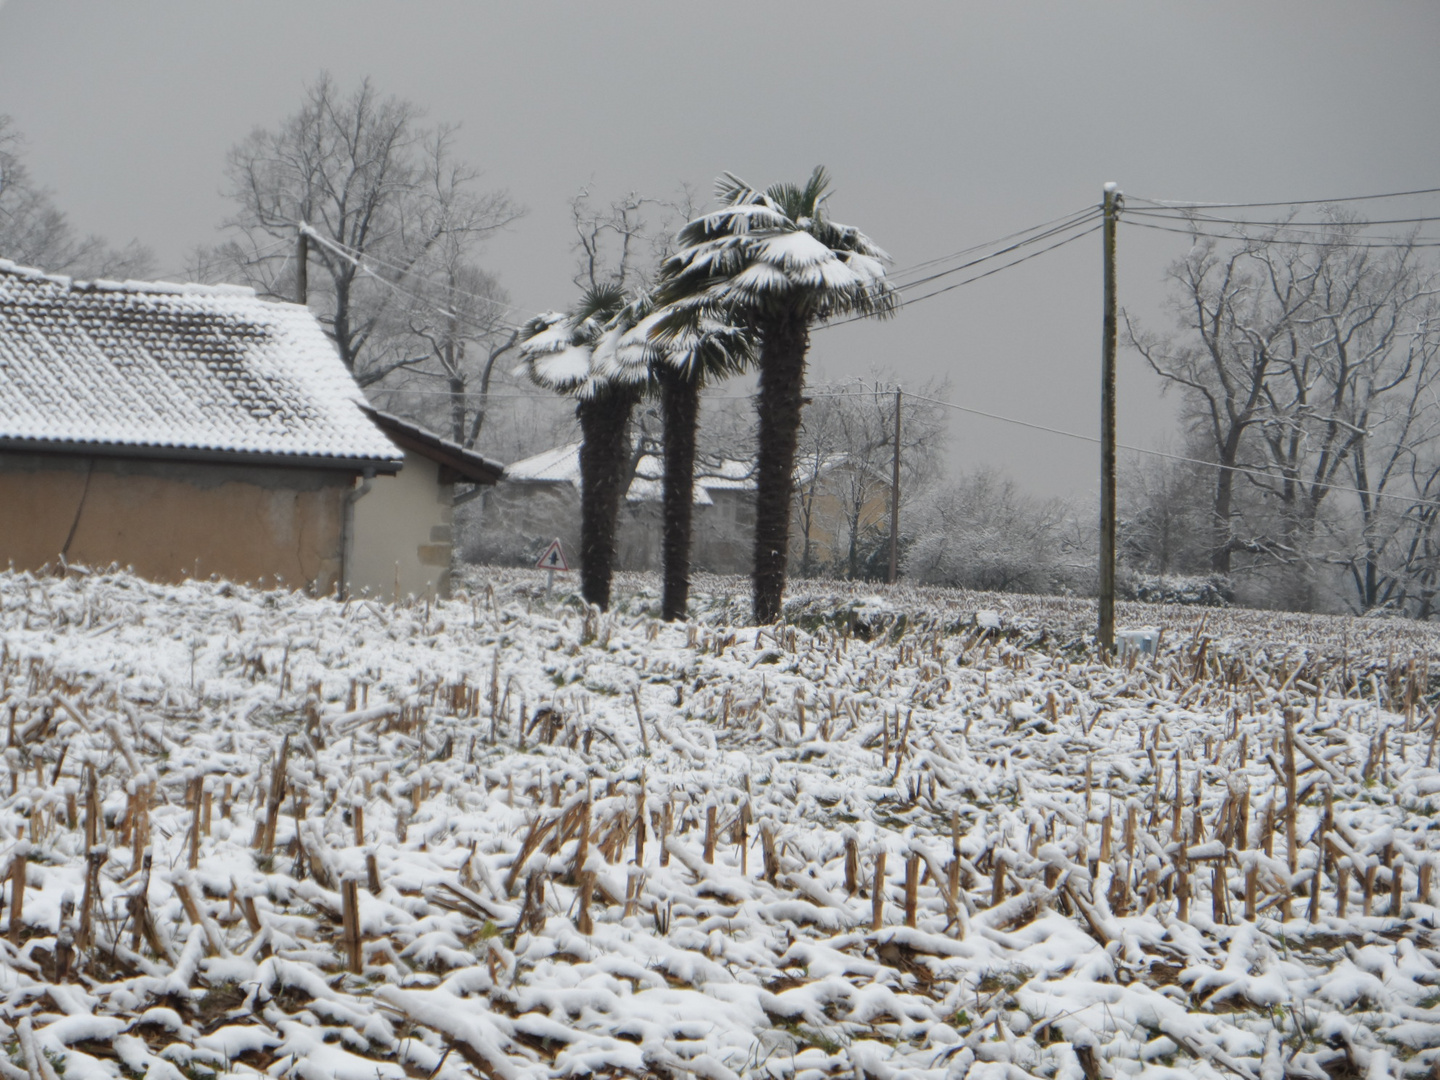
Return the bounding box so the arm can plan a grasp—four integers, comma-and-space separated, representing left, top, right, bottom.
502, 441, 585, 485
0, 259, 403, 469
503, 442, 756, 505
362, 408, 503, 485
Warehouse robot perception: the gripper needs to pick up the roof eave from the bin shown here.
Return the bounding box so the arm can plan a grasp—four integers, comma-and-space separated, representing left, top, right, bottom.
0, 438, 402, 475
360, 408, 504, 485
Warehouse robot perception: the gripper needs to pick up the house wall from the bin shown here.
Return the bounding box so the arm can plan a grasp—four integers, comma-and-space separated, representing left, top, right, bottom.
0, 451, 348, 591
348, 450, 454, 601
792, 472, 893, 577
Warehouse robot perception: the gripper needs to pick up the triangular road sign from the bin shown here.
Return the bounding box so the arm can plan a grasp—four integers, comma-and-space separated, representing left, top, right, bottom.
535, 538, 570, 572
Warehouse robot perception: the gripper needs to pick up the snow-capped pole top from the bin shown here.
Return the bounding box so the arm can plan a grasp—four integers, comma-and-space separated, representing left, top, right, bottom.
0, 258, 403, 470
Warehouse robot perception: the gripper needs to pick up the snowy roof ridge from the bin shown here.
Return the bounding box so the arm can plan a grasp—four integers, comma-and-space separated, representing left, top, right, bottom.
0, 257, 257, 297
0, 261, 402, 467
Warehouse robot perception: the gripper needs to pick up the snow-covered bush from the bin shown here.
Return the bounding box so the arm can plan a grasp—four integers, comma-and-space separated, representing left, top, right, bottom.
1122, 570, 1233, 607
904, 467, 1093, 595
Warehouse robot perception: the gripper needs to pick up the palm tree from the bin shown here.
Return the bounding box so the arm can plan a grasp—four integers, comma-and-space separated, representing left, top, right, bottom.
619, 308, 753, 621
516, 285, 646, 610
649, 167, 897, 623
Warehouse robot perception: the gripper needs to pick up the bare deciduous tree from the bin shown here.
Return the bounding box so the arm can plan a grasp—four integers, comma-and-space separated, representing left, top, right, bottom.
0, 115, 154, 278
200, 74, 522, 390
1127, 232, 1319, 575
1130, 217, 1440, 614
792, 378, 946, 580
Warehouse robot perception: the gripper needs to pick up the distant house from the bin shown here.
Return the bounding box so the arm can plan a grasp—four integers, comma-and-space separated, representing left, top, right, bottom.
0, 259, 495, 596
481, 437, 897, 579
792, 451, 895, 578
488, 442, 756, 574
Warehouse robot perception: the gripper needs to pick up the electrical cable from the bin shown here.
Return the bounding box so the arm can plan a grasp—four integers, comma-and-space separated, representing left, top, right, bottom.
299, 224, 537, 326
152, 232, 296, 285
304, 206, 1108, 345
906, 391, 1440, 511
819, 221, 1104, 331
1128, 207, 1440, 230
380, 378, 1440, 512
1122, 217, 1440, 250
365, 387, 903, 402
887, 207, 1100, 281
1129, 186, 1440, 210
890, 210, 1102, 292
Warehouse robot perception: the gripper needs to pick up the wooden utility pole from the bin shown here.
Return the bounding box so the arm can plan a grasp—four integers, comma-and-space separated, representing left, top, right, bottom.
296, 222, 309, 307
1098, 183, 1121, 653
888, 387, 902, 584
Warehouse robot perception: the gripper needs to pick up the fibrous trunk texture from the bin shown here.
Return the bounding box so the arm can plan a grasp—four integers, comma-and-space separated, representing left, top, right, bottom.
576, 385, 638, 610
659, 366, 701, 622
752, 313, 810, 624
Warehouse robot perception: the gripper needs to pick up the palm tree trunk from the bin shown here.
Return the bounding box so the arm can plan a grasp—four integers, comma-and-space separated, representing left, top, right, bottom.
752, 313, 809, 624
659, 365, 701, 621
576, 385, 638, 610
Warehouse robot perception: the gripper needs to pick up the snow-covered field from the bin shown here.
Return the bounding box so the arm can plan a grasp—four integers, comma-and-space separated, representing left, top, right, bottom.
2, 566, 1440, 1080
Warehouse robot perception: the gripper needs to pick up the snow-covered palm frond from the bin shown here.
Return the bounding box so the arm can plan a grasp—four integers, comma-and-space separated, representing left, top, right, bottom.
590, 317, 653, 387
515, 285, 649, 400
654, 166, 897, 327
527, 342, 594, 390
618, 305, 755, 383
513, 312, 588, 391
752, 231, 836, 273
676, 204, 791, 249
713, 171, 765, 207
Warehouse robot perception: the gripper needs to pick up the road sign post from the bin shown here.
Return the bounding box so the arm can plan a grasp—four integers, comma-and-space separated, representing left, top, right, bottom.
535, 539, 569, 598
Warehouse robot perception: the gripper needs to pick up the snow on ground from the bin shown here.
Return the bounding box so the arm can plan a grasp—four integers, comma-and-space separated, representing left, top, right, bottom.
2, 566, 1440, 1080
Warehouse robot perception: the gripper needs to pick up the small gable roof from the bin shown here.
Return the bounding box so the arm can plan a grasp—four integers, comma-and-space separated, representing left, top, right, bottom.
0, 260, 402, 471
361, 408, 503, 485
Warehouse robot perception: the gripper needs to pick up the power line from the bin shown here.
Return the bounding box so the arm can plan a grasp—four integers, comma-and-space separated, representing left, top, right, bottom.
306, 207, 1108, 349
890, 209, 1102, 292
1130, 207, 1440, 230
299, 224, 537, 327
1123, 216, 1440, 250
1130, 186, 1440, 211
907, 392, 1440, 512
887, 206, 1099, 279
382, 377, 1440, 512
153, 232, 296, 285
819, 221, 1104, 331
370, 386, 904, 402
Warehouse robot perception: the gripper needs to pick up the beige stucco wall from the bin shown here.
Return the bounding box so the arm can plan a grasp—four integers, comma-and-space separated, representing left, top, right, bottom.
348, 450, 453, 601
0, 452, 348, 592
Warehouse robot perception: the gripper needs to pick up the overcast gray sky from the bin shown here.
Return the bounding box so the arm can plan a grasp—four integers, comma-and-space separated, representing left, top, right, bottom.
3, 1, 1439, 497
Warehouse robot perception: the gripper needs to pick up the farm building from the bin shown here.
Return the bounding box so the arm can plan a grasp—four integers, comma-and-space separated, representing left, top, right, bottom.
477, 438, 896, 579
352, 407, 502, 601
482, 441, 756, 574
0, 259, 497, 597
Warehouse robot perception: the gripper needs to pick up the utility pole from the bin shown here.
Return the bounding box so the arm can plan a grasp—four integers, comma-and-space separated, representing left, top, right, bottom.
295, 221, 309, 307
1098, 183, 1121, 654
888, 387, 902, 584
